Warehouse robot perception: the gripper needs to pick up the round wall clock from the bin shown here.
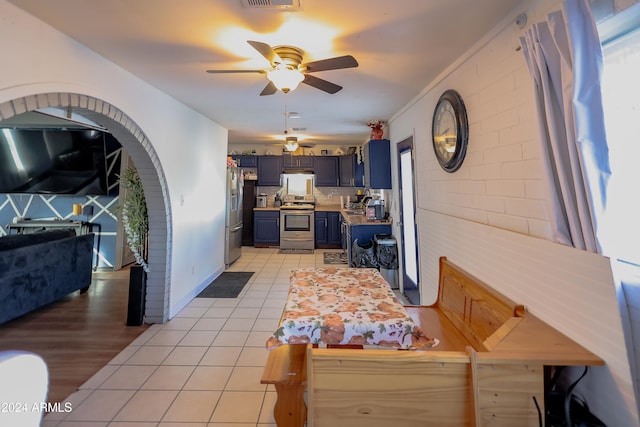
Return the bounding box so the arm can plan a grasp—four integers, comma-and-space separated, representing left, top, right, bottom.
432, 89, 469, 173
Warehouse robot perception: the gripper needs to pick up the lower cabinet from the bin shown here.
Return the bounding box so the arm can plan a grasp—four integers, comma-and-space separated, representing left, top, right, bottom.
315, 211, 342, 248
327, 212, 342, 246
315, 212, 328, 245
254, 210, 280, 247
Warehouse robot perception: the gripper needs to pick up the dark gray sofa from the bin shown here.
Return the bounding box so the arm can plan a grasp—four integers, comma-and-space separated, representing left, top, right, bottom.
0, 229, 94, 325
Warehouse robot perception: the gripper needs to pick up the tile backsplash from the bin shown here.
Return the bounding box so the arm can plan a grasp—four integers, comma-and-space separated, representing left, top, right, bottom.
255, 186, 360, 207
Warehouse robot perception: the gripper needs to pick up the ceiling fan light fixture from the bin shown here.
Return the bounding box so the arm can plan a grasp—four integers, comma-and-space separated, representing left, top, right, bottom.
284, 136, 299, 152
267, 66, 304, 93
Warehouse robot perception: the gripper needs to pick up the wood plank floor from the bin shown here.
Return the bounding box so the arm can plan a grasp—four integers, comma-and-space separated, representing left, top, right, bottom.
0, 268, 149, 404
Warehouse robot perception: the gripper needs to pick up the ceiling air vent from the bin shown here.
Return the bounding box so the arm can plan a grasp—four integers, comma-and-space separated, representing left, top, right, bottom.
241, 0, 302, 10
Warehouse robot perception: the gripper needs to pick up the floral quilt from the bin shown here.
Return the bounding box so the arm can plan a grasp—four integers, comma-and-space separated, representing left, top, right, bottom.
266, 267, 439, 350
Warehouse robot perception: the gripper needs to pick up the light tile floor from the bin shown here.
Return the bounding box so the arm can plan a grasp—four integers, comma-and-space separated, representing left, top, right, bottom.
42, 247, 365, 427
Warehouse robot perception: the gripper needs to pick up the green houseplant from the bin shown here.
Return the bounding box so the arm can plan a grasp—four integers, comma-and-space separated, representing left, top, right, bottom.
118, 167, 149, 273
117, 167, 149, 326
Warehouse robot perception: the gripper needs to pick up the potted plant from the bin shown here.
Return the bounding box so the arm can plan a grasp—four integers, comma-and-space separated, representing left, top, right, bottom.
117, 167, 149, 325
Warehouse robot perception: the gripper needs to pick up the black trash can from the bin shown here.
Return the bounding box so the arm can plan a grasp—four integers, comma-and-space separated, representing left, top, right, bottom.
351, 238, 378, 268
374, 234, 398, 289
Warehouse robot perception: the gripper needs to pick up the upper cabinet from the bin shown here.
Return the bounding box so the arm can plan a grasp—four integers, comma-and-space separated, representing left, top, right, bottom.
355, 157, 365, 187
338, 155, 354, 187
233, 155, 257, 168
257, 156, 283, 186
313, 156, 339, 187
246, 153, 366, 188
363, 139, 392, 189
283, 155, 313, 169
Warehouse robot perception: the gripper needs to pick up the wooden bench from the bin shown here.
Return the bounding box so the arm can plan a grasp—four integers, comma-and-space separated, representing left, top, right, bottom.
305, 256, 604, 427
261, 343, 366, 427
261, 343, 307, 427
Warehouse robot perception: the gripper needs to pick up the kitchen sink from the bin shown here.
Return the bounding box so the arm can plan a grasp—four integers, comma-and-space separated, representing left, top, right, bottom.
343, 209, 365, 216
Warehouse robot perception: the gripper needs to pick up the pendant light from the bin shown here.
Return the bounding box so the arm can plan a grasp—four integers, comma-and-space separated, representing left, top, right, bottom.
283, 105, 299, 152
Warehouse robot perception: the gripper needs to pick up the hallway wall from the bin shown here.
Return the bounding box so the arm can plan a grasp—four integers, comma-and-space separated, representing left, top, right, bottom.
0, 0, 230, 321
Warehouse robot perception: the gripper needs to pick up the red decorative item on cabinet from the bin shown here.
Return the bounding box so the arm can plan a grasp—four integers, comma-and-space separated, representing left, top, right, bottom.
367, 120, 384, 140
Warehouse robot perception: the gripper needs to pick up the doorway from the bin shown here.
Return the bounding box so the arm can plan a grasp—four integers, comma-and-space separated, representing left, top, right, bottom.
0, 93, 171, 323
397, 136, 420, 304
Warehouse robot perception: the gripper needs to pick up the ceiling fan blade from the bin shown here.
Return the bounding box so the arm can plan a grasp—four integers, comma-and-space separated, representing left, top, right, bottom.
303, 55, 358, 73
259, 81, 278, 96
206, 69, 265, 74
302, 74, 342, 94
247, 40, 283, 65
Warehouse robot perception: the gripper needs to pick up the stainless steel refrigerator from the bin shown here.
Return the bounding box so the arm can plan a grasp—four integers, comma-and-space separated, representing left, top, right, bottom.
225, 166, 243, 267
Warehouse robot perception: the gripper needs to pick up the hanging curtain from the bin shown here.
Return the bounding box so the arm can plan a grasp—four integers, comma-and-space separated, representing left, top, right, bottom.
520, 0, 610, 253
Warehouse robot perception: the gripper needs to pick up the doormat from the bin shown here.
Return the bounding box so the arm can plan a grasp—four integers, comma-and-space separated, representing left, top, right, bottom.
196, 272, 253, 298
278, 249, 314, 254
323, 252, 348, 265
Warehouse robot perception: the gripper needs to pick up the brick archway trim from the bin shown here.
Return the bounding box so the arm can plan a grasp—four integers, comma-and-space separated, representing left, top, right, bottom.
0, 92, 171, 323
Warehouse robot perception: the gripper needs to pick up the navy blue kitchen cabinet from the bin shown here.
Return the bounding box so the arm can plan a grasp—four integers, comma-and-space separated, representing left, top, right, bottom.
351, 224, 391, 246
338, 155, 356, 187
253, 210, 280, 247
315, 211, 342, 248
313, 156, 339, 187
363, 139, 392, 189
341, 154, 365, 188
283, 155, 313, 169
314, 212, 328, 245
232, 155, 257, 168
355, 157, 365, 187
257, 156, 283, 186
327, 212, 342, 245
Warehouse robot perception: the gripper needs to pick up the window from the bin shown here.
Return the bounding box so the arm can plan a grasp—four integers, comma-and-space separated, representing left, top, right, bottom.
598, 3, 640, 411
599, 9, 640, 265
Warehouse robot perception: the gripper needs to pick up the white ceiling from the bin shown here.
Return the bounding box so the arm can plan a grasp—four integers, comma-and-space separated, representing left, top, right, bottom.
8, 0, 523, 148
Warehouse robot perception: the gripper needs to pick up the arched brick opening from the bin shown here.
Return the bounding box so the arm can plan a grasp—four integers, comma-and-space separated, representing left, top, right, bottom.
0, 93, 171, 323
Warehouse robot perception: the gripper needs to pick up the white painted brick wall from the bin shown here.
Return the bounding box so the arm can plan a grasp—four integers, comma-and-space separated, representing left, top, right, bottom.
486, 180, 525, 198
391, 1, 553, 240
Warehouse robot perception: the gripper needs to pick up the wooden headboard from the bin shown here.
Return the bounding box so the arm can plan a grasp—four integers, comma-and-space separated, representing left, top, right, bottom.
436, 256, 526, 351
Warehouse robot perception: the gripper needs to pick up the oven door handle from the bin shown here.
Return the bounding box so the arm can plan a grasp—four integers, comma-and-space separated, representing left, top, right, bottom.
281, 210, 314, 215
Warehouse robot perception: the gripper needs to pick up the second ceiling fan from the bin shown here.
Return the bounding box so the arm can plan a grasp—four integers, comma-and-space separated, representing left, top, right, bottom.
206, 40, 358, 95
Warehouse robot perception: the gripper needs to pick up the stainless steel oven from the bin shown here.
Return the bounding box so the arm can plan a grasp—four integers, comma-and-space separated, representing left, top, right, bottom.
280, 194, 315, 250
280, 207, 315, 250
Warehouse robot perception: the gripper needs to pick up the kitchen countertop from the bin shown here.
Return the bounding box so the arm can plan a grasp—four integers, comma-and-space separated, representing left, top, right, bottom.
321, 204, 392, 225
253, 207, 280, 211
315, 204, 342, 212
253, 204, 392, 225
342, 212, 392, 226
254, 205, 343, 212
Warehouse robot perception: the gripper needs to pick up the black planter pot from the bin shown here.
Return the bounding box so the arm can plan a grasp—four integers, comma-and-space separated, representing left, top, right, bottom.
127, 265, 147, 326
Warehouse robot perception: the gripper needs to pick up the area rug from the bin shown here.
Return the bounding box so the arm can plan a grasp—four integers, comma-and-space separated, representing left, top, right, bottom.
278, 248, 314, 254
196, 272, 253, 298
323, 252, 348, 265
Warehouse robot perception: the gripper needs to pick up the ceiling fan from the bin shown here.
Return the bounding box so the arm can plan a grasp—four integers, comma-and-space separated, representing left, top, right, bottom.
206, 40, 358, 95
266, 137, 316, 153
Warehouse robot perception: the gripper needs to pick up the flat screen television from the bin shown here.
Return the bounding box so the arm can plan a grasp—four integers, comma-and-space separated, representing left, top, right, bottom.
0, 128, 121, 196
